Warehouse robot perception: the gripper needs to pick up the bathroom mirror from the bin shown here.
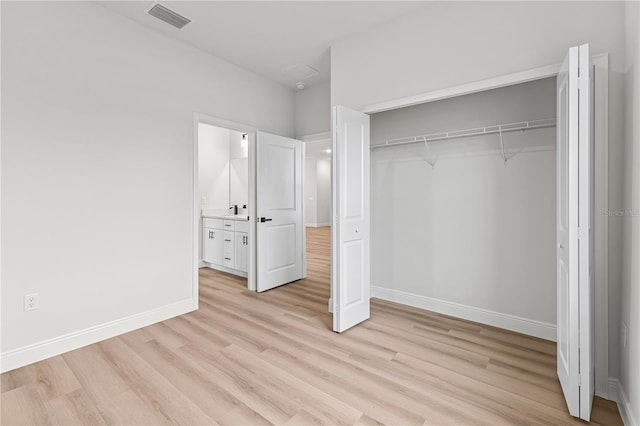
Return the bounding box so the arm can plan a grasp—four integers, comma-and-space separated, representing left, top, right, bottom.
230, 157, 248, 207
229, 132, 248, 209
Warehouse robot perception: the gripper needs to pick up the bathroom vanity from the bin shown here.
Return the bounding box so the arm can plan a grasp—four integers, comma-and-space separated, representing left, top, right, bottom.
202, 213, 249, 277
198, 123, 250, 278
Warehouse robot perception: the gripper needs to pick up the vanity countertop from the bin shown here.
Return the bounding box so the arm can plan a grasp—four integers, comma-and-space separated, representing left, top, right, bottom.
202, 209, 249, 221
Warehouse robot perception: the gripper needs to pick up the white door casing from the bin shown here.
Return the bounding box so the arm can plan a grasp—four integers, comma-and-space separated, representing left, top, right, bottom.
577, 43, 594, 421
256, 132, 304, 292
332, 106, 371, 333
556, 43, 593, 421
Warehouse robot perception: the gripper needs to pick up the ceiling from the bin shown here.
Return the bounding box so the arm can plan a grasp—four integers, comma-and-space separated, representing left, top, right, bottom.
97, 1, 425, 89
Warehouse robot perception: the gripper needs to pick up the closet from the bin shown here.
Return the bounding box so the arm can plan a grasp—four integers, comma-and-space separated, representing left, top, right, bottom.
369, 77, 557, 339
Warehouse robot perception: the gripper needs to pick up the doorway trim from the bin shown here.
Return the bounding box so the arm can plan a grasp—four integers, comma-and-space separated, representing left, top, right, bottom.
359, 54, 610, 398
193, 113, 258, 294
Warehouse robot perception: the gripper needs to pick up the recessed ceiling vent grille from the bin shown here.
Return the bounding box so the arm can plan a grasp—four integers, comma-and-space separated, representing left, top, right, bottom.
147, 3, 191, 29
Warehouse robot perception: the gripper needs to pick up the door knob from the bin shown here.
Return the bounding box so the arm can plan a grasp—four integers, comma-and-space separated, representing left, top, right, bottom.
259, 217, 273, 223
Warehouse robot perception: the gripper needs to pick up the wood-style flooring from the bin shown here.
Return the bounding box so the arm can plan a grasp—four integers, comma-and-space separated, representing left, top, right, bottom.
1, 226, 623, 425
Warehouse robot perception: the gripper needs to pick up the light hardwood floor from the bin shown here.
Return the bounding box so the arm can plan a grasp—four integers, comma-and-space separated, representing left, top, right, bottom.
1, 227, 623, 425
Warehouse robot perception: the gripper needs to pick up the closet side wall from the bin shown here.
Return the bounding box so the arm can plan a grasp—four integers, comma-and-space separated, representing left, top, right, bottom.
371, 79, 557, 338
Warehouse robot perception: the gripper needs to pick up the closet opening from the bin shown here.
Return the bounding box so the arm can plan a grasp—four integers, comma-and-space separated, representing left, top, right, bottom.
369, 77, 559, 340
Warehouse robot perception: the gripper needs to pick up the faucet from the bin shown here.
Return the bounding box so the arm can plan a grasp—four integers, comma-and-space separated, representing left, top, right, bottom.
229, 205, 238, 215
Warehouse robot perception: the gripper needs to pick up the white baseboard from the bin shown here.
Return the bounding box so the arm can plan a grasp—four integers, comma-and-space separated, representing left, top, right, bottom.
371, 286, 556, 341
201, 262, 248, 278
609, 378, 638, 426
306, 222, 330, 228
0, 298, 196, 373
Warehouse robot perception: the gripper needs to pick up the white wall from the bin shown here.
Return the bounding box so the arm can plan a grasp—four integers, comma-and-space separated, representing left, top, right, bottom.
620, 1, 640, 423
316, 159, 331, 226
1, 1, 294, 370
305, 159, 318, 226
304, 158, 331, 227
295, 81, 331, 138
331, 0, 626, 380
370, 79, 557, 334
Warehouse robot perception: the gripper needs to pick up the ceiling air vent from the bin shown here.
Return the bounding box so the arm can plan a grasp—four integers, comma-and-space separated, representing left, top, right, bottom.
147, 3, 191, 29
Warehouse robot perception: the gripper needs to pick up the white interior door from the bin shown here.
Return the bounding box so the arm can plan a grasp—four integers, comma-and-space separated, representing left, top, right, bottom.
332, 106, 370, 333
256, 132, 303, 292
556, 43, 593, 421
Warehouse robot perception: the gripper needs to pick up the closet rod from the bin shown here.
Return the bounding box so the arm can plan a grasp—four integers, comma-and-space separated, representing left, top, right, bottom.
371, 118, 556, 150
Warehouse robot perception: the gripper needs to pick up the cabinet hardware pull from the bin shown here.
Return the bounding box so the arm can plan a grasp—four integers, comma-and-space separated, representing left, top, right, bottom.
224, 239, 231, 242
224, 257, 231, 260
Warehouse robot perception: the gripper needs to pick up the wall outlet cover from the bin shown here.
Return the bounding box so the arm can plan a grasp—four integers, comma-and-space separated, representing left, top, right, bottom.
24, 293, 39, 311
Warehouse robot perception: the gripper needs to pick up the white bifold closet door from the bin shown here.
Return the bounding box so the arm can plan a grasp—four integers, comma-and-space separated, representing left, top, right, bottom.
556, 43, 594, 421
331, 106, 370, 333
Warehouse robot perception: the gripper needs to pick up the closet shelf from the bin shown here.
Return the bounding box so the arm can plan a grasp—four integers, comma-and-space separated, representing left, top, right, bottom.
372, 118, 556, 149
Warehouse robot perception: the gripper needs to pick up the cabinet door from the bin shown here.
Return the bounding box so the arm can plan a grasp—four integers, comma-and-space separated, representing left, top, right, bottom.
223, 231, 235, 268
235, 232, 248, 272
203, 228, 223, 265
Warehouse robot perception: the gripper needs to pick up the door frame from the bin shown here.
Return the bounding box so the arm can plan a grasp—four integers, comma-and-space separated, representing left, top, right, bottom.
193, 113, 258, 293
359, 54, 610, 398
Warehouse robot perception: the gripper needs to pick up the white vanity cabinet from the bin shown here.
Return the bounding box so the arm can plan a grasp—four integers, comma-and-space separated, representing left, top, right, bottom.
235, 220, 249, 272
202, 219, 224, 265
202, 217, 249, 276
223, 230, 235, 268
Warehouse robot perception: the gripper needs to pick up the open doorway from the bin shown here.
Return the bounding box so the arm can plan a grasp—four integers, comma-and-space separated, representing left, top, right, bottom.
194, 114, 258, 294
197, 121, 251, 284
302, 137, 333, 310
194, 113, 307, 296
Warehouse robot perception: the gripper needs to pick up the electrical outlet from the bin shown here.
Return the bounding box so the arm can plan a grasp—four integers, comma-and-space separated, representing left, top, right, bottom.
201, 196, 207, 205
24, 293, 39, 311
622, 322, 628, 348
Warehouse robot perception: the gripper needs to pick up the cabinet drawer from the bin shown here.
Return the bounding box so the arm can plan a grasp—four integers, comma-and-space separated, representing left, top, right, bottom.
223, 220, 235, 231
235, 220, 249, 233
222, 231, 234, 267
203, 218, 224, 229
